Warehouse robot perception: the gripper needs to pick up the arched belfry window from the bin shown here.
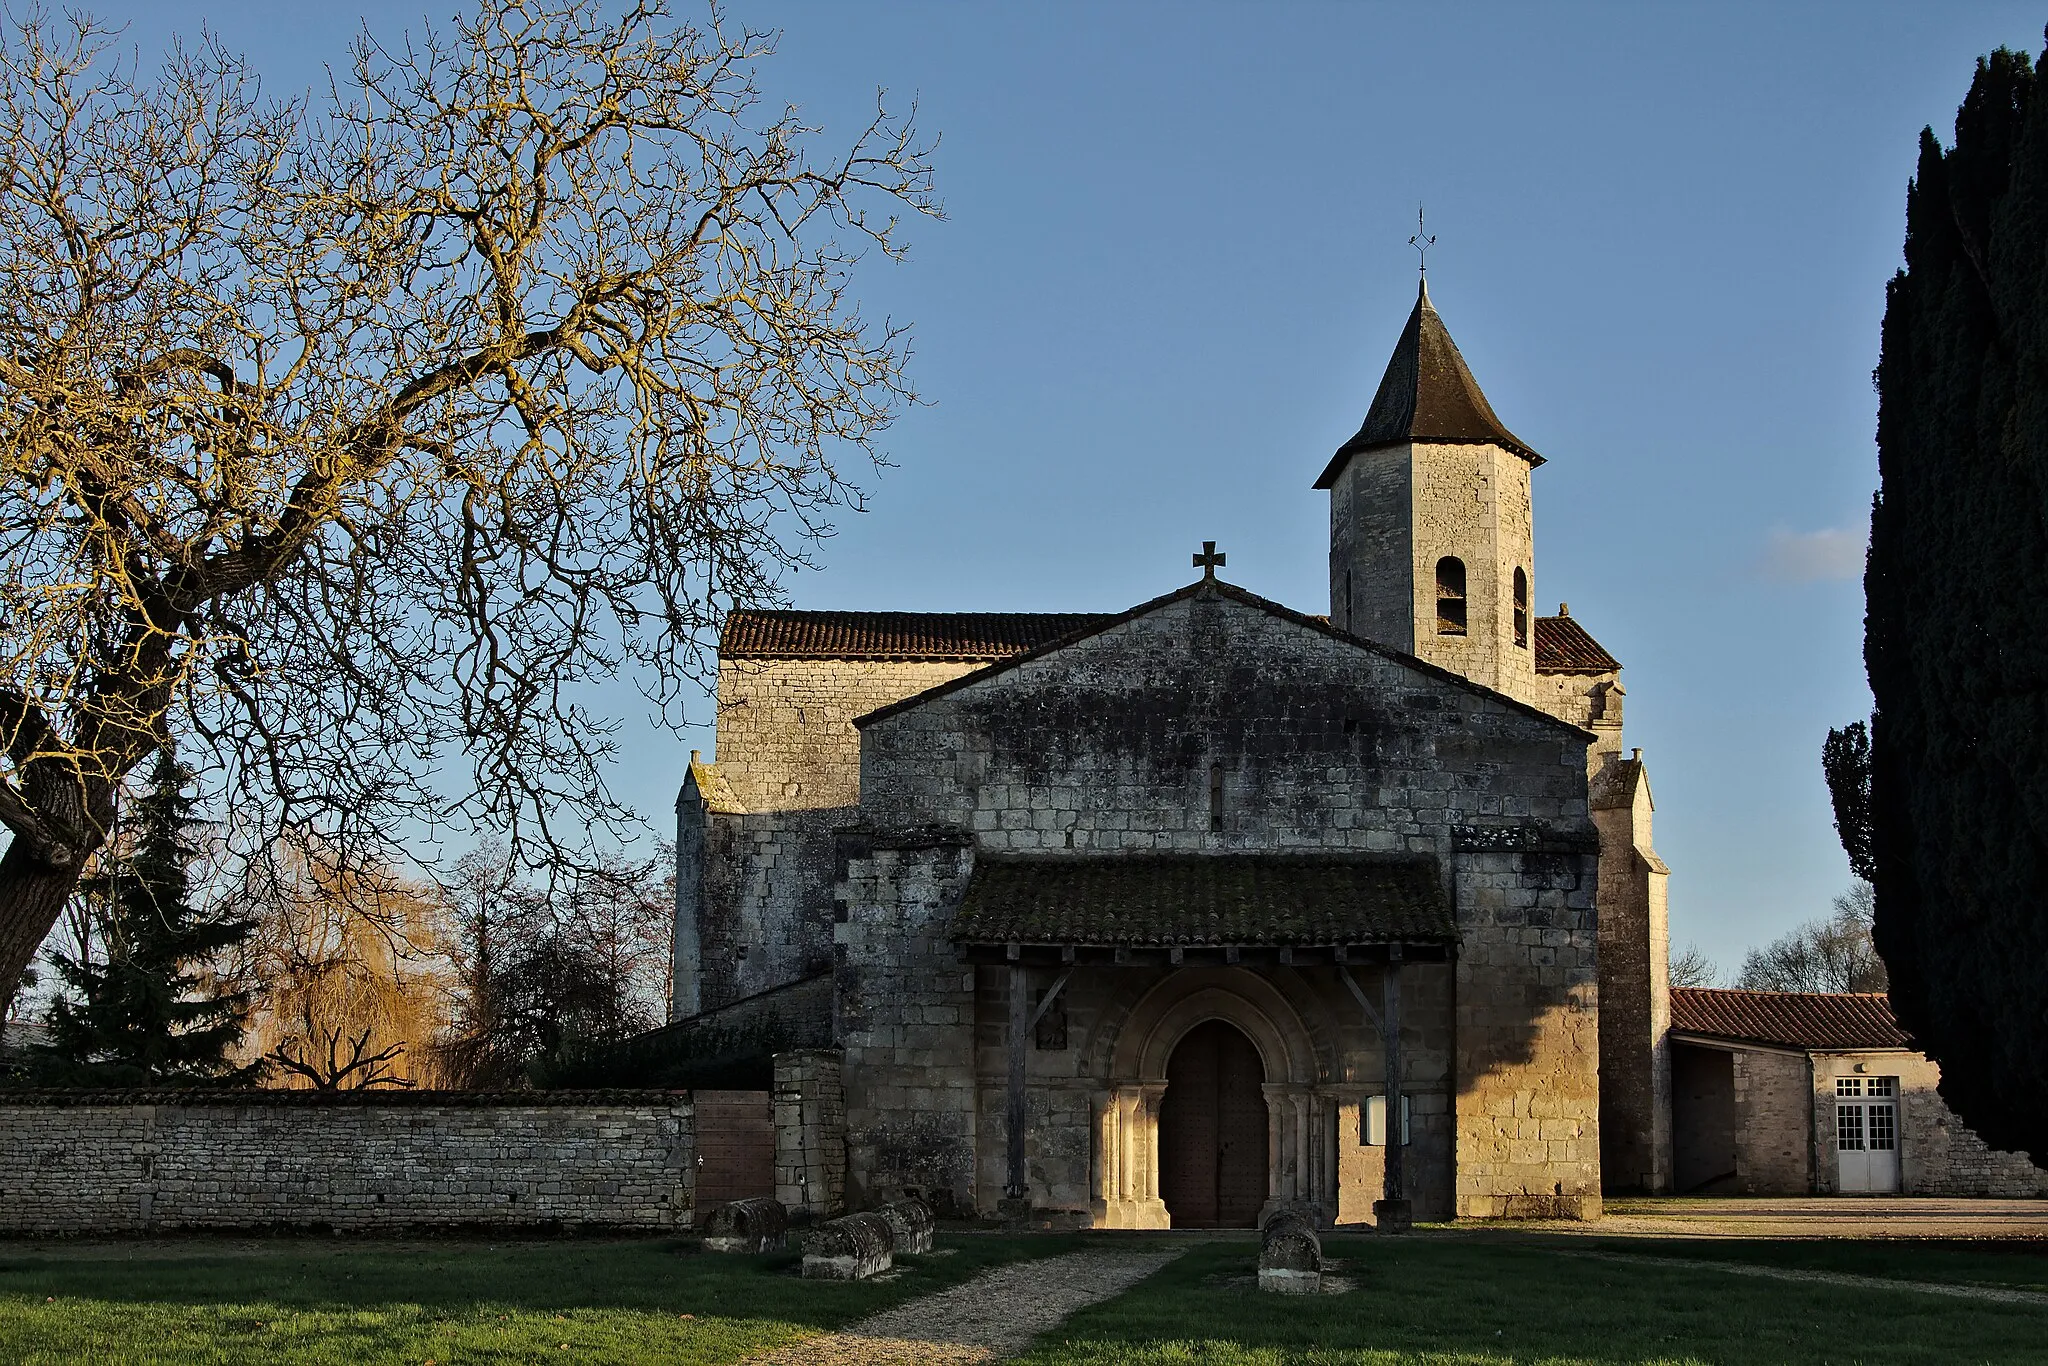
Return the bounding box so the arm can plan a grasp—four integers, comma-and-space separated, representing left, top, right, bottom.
1435, 556, 1467, 636
1513, 567, 1530, 648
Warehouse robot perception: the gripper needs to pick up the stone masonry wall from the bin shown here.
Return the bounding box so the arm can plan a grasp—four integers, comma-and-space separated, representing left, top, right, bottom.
774, 1049, 848, 1217
1330, 440, 1540, 707
1809, 1051, 2048, 1197
1329, 445, 1413, 650
1591, 760, 1671, 1195
834, 836, 981, 1217
1451, 845, 1603, 1219
692, 658, 978, 1010
857, 592, 1592, 856
0, 1092, 693, 1234
1408, 443, 1537, 704
1731, 1047, 1812, 1193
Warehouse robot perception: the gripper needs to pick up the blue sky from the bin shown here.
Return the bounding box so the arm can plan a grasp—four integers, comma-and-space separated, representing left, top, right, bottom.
74, 1, 2048, 974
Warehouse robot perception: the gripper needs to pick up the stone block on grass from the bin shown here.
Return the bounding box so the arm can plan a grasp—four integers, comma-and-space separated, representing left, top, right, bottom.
1258, 1207, 1322, 1294
875, 1197, 935, 1254
801, 1211, 894, 1280
700, 1196, 788, 1254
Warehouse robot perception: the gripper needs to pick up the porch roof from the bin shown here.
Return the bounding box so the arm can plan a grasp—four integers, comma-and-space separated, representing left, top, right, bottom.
948, 853, 1457, 961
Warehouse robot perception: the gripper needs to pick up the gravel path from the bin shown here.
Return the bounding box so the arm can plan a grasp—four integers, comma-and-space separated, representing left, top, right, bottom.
748, 1248, 1183, 1365
1571, 1249, 2048, 1308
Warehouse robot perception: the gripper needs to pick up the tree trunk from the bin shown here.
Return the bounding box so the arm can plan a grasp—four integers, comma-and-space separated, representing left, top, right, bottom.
0, 832, 86, 1001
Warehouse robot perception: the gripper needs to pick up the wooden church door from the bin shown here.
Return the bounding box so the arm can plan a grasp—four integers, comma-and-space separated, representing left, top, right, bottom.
1158, 1020, 1269, 1227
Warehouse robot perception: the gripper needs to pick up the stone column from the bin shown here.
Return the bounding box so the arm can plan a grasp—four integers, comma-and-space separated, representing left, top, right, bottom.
1093, 1083, 1170, 1229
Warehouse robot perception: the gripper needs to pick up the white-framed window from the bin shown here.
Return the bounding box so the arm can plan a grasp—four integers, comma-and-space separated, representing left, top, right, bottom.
1363, 1094, 1411, 1147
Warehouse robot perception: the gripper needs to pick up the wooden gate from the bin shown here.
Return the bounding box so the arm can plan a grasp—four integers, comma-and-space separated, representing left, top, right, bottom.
693, 1089, 775, 1211
1157, 1020, 1269, 1227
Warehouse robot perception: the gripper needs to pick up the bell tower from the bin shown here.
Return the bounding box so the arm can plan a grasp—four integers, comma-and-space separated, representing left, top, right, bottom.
1317, 279, 1542, 703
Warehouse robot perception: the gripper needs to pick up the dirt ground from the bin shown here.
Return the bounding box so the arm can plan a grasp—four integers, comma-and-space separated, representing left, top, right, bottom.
1509, 1196, 2048, 1240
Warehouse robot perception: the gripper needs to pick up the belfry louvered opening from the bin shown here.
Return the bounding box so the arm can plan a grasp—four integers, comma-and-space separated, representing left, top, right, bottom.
1435, 557, 1467, 636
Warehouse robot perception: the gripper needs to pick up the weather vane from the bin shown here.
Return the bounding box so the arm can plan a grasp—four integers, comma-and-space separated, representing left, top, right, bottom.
1410, 205, 1435, 275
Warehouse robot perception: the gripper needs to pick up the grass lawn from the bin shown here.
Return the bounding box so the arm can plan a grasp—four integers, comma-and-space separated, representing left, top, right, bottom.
8, 1232, 2048, 1364
0, 1232, 1080, 1365
1016, 1236, 2048, 1365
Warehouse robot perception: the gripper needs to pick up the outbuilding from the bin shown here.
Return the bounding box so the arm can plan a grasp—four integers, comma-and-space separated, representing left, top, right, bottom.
1668, 987, 2047, 1197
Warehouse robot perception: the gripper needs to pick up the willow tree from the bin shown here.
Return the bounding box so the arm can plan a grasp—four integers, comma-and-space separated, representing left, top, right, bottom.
1868, 41, 2048, 1154
0, 2, 936, 994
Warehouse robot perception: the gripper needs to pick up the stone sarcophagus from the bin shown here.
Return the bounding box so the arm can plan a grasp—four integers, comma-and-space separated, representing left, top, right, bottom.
801, 1211, 895, 1280
875, 1197, 935, 1254
700, 1196, 789, 1254
1258, 1208, 1323, 1294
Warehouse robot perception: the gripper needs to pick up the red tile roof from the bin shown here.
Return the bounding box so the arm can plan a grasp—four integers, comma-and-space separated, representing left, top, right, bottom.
1670, 987, 1913, 1052
1534, 615, 1620, 675
721, 610, 1111, 660
726, 606, 1623, 676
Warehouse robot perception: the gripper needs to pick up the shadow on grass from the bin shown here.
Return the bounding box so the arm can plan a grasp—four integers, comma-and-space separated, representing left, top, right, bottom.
0, 1232, 1085, 1366
1015, 1238, 2048, 1366
1566, 1235, 2048, 1293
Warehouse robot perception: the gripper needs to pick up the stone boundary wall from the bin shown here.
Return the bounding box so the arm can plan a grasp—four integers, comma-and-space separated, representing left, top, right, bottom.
0, 1090, 693, 1235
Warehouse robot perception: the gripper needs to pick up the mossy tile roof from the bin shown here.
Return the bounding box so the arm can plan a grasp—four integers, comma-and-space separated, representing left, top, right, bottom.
948, 853, 1457, 948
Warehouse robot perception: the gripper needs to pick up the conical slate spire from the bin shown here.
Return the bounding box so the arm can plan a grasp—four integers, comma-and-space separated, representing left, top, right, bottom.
1314, 279, 1542, 489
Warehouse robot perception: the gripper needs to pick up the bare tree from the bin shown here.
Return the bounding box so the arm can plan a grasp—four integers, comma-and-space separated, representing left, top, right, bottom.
0, 1, 937, 995
428, 841, 667, 1086
428, 839, 545, 1087
1669, 943, 1719, 989
264, 1000, 412, 1091
1737, 883, 1887, 994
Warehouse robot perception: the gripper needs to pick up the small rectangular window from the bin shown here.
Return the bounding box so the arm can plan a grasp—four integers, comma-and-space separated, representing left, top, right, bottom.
1363, 1094, 1411, 1146
1208, 764, 1224, 832
1836, 1077, 1863, 1097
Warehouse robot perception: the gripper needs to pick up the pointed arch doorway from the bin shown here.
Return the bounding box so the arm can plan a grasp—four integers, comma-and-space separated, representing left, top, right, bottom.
1157, 1019, 1269, 1227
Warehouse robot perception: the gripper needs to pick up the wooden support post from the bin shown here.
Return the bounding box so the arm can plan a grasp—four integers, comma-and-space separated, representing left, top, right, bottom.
1375, 947, 1412, 1233
1006, 962, 1029, 1203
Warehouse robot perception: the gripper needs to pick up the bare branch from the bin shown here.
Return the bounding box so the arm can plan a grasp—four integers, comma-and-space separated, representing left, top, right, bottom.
0, 0, 938, 987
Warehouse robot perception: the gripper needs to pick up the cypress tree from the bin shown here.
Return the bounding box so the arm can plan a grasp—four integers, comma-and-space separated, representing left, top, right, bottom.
43, 750, 258, 1084
1868, 37, 2048, 1153
1821, 721, 1877, 885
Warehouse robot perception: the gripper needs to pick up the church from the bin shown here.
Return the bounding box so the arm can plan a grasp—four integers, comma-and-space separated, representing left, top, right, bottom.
671, 279, 1671, 1226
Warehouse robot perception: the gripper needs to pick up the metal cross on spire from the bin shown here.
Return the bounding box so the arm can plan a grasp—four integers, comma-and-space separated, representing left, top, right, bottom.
1409, 204, 1435, 275
1193, 541, 1225, 580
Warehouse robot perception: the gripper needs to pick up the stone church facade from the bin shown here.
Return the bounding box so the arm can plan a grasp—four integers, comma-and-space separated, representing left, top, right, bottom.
674, 281, 1670, 1225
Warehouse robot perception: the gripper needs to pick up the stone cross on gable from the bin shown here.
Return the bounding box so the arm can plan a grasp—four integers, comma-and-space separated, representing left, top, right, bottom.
1193, 541, 1225, 580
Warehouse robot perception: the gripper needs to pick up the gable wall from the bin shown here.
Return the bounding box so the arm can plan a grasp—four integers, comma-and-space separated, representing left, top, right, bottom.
858, 593, 1590, 852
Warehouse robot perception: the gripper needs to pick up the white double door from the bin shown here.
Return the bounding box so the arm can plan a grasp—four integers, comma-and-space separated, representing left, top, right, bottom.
1835, 1076, 1900, 1193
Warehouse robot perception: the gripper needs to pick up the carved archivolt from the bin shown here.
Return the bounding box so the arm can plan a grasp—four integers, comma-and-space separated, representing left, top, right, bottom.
1090, 968, 1335, 1229
1107, 968, 1322, 1085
